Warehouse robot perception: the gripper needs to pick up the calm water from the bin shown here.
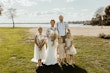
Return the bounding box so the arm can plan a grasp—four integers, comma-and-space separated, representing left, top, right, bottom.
0, 23, 91, 27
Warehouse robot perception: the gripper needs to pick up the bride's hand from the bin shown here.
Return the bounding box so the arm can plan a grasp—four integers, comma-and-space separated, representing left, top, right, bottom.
51, 33, 57, 41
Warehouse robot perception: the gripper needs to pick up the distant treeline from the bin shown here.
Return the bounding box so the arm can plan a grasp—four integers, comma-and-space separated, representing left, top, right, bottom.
68, 21, 84, 24
0, 22, 84, 24
0, 23, 49, 24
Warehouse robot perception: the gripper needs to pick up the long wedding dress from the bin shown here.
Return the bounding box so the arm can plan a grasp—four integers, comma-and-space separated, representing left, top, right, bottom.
44, 27, 58, 65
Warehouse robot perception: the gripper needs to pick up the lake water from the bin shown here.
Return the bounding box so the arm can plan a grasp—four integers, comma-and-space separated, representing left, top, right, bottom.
0, 23, 91, 27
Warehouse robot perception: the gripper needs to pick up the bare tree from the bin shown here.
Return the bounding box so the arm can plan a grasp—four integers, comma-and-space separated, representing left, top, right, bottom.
0, 5, 3, 15
95, 7, 105, 30
95, 7, 105, 16
7, 8, 16, 28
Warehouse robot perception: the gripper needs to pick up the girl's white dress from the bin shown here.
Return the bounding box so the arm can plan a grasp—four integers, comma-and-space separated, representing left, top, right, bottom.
44, 27, 58, 65
31, 34, 47, 63
65, 38, 77, 55
58, 44, 66, 59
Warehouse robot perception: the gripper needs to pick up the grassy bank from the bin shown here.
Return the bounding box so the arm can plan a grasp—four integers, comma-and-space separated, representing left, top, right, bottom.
0, 28, 36, 73
0, 28, 110, 73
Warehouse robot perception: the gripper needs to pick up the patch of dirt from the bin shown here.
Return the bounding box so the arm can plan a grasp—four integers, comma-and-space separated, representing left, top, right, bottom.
10, 56, 16, 60
109, 42, 110, 44
24, 37, 34, 43
0, 38, 3, 42
28, 28, 37, 36
28, 27, 47, 36
20, 28, 36, 43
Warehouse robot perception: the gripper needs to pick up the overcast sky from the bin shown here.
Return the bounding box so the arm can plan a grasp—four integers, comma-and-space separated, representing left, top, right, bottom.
0, 0, 110, 23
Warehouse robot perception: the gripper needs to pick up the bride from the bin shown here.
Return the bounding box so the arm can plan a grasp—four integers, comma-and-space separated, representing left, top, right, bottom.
44, 19, 58, 65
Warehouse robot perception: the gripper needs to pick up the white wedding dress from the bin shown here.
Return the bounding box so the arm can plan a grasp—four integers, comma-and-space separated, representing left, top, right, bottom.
44, 27, 58, 65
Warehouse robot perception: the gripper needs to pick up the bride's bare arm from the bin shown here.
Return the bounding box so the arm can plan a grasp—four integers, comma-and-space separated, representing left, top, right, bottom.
35, 35, 39, 47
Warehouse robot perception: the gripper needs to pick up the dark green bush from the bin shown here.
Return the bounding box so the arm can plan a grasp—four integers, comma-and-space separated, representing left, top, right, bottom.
104, 35, 110, 39
99, 33, 105, 38
99, 33, 110, 39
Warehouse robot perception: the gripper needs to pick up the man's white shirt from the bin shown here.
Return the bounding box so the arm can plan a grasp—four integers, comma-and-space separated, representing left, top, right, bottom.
57, 22, 69, 36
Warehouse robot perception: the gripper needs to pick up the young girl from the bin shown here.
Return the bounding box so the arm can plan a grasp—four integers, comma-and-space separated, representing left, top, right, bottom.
57, 37, 66, 65
65, 32, 77, 65
31, 27, 47, 66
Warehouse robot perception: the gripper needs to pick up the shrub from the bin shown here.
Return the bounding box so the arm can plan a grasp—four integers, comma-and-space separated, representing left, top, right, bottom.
104, 34, 110, 39
98, 33, 110, 39
99, 33, 105, 38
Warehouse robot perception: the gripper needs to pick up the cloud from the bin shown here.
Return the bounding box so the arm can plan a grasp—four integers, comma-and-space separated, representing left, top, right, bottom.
24, 7, 93, 21
36, 0, 52, 2
16, 0, 37, 7
15, 0, 52, 7
0, 0, 96, 22
0, 0, 39, 8
66, 0, 76, 2
0, 0, 34, 9
33, 8, 68, 16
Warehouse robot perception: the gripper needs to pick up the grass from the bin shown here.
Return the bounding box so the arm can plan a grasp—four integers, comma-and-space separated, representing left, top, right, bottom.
74, 36, 110, 73
0, 28, 110, 73
0, 28, 36, 73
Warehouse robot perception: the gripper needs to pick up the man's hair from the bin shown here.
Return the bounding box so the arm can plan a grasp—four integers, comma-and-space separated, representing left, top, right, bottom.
59, 15, 63, 18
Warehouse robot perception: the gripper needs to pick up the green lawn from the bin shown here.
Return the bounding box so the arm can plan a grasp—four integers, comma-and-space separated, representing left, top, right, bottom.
0, 28, 36, 73
0, 28, 110, 73
74, 36, 110, 73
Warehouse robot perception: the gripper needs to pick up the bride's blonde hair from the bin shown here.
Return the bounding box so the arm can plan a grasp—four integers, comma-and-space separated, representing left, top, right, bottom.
50, 19, 55, 23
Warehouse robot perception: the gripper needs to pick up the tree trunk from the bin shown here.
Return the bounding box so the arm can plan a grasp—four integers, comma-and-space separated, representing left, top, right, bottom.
11, 15, 15, 28
0, 11, 1, 15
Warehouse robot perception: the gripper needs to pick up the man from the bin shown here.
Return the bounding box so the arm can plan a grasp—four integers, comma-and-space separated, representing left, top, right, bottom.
57, 15, 70, 43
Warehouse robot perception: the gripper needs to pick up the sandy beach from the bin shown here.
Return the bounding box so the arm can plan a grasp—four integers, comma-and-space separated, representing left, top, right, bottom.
29, 26, 110, 37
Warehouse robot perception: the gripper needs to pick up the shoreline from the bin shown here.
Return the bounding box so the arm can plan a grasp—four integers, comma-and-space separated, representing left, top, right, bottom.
29, 26, 110, 37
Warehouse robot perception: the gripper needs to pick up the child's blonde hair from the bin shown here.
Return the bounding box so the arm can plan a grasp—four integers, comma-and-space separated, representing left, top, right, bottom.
66, 32, 71, 37
38, 27, 43, 31
58, 37, 63, 43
